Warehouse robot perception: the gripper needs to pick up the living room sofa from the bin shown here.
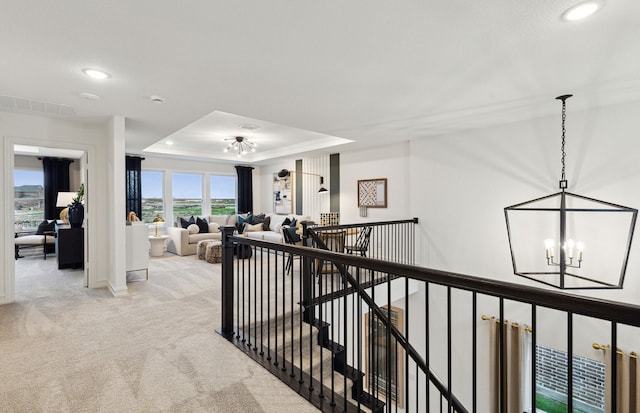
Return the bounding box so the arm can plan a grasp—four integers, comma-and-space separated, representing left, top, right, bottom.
166, 213, 310, 256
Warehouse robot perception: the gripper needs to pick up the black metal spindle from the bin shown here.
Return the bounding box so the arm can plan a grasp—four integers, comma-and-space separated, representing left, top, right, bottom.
425, 281, 430, 410
405, 271, 410, 411
267, 247, 271, 361
241, 250, 246, 343
253, 246, 257, 350
274, 249, 279, 367
246, 248, 251, 348
343, 277, 348, 413
282, 249, 287, 372
260, 247, 264, 355
291, 248, 296, 378
568, 312, 573, 412
447, 286, 452, 412
611, 321, 617, 413
387, 280, 392, 413
499, 298, 505, 413
236, 247, 240, 338
472, 292, 477, 413
531, 304, 536, 413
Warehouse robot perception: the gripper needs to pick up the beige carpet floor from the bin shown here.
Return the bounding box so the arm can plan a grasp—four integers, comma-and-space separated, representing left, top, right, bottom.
0, 251, 320, 413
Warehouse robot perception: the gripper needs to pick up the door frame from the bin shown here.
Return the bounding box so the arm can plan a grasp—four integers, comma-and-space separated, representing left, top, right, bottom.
2, 136, 97, 303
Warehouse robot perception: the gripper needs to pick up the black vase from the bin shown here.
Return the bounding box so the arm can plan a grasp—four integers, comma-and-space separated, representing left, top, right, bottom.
67, 202, 84, 228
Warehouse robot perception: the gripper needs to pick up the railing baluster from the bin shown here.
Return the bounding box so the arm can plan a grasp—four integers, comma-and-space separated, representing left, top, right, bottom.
447, 286, 452, 412
426, 281, 430, 410
472, 291, 477, 413
260, 246, 264, 355
568, 311, 573, 412
499, 297, 505, 413
531, 304, 536, 413
267, 247, 271, 361
281, 249, 286, 372
612, 321, 618, 413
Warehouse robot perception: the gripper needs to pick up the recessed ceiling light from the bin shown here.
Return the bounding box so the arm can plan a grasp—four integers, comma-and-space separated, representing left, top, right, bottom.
82, 68, 111, 80
562, 1, 603, 21
79, 92, 100, 100
240, 124, 260, 131
165, 141, 174, 145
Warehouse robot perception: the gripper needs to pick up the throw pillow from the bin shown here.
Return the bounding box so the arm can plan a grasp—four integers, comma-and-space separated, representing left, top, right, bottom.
196, 217, 209, 233
285, 226, 301, 243
237, 215, 247, 226
246, 212, 254, 224
208, 222, 220, 233
180, 216, 195, 229
282, 217, 292, 226
36, 220, 55, 235
290, 217, 297, 227
262, 216, 271, 231
245, 223, 264, 232
187, 224, 200, 234
250, 213, 266, 224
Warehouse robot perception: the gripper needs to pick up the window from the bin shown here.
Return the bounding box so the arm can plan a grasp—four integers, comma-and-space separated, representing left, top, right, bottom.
141, 170, 164, 223
173, 173, 203, 219
14, 169, 45, 228
210, 175, 236, 215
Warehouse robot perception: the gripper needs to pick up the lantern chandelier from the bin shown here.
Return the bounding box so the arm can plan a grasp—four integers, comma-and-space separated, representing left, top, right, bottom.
504, 95, 637, 289
224, 136, 256, 157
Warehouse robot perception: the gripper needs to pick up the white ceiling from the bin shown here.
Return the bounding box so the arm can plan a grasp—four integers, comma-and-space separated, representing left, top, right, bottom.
2, 1, 639, 164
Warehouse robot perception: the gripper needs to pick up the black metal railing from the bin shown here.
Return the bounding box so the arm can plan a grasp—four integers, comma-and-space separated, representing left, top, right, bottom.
217, 220, 640, 413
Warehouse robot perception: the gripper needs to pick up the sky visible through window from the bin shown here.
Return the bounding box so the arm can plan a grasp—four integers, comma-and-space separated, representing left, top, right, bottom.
14, 170, 43, 186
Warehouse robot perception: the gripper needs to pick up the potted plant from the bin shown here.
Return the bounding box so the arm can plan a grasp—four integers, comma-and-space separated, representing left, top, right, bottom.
67, 183, 84, 228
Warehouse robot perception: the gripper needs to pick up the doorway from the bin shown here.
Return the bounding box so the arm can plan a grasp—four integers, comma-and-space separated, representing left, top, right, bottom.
3, 138, 96, 304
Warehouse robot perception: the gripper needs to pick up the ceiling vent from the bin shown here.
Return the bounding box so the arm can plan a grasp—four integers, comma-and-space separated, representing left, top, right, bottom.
0, 95, 75, 116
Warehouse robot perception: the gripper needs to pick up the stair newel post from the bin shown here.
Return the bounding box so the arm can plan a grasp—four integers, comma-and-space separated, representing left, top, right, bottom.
302, 221, 314, 324
220, 225, 235, 338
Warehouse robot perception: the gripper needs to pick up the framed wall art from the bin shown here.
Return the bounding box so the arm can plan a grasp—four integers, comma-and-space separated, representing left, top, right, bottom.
358, 178, 387, 208
273, 173, 293, 214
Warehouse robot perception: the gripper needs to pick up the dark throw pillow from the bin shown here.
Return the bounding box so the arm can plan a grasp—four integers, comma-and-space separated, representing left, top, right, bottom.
285, 226, 301, 243
179, 216, 195, 229
196, 217, 209, 233
282, 217, 292, 226
36, 220, 55, 235
262, 216, 271, 231
250, 213, 266, 225
290, 217, 297, 228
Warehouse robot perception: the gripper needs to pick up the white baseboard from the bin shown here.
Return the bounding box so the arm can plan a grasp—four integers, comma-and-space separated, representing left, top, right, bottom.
108, 283, 128, 297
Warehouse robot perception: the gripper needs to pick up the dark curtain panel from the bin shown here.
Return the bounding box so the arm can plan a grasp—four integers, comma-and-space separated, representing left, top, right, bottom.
125, 156, 144, 219
235, 165, 254, 214
42, 157, 73, 220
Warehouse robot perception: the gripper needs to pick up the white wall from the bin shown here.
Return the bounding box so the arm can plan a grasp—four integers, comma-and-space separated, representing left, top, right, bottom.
340, 142, 411, 224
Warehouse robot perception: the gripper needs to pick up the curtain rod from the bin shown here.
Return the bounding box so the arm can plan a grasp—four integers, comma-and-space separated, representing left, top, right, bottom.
592, 343, 638, 358
481, 314, 533, 333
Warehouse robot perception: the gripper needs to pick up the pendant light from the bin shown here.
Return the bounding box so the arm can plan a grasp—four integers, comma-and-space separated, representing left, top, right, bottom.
504, 95, 637, 289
